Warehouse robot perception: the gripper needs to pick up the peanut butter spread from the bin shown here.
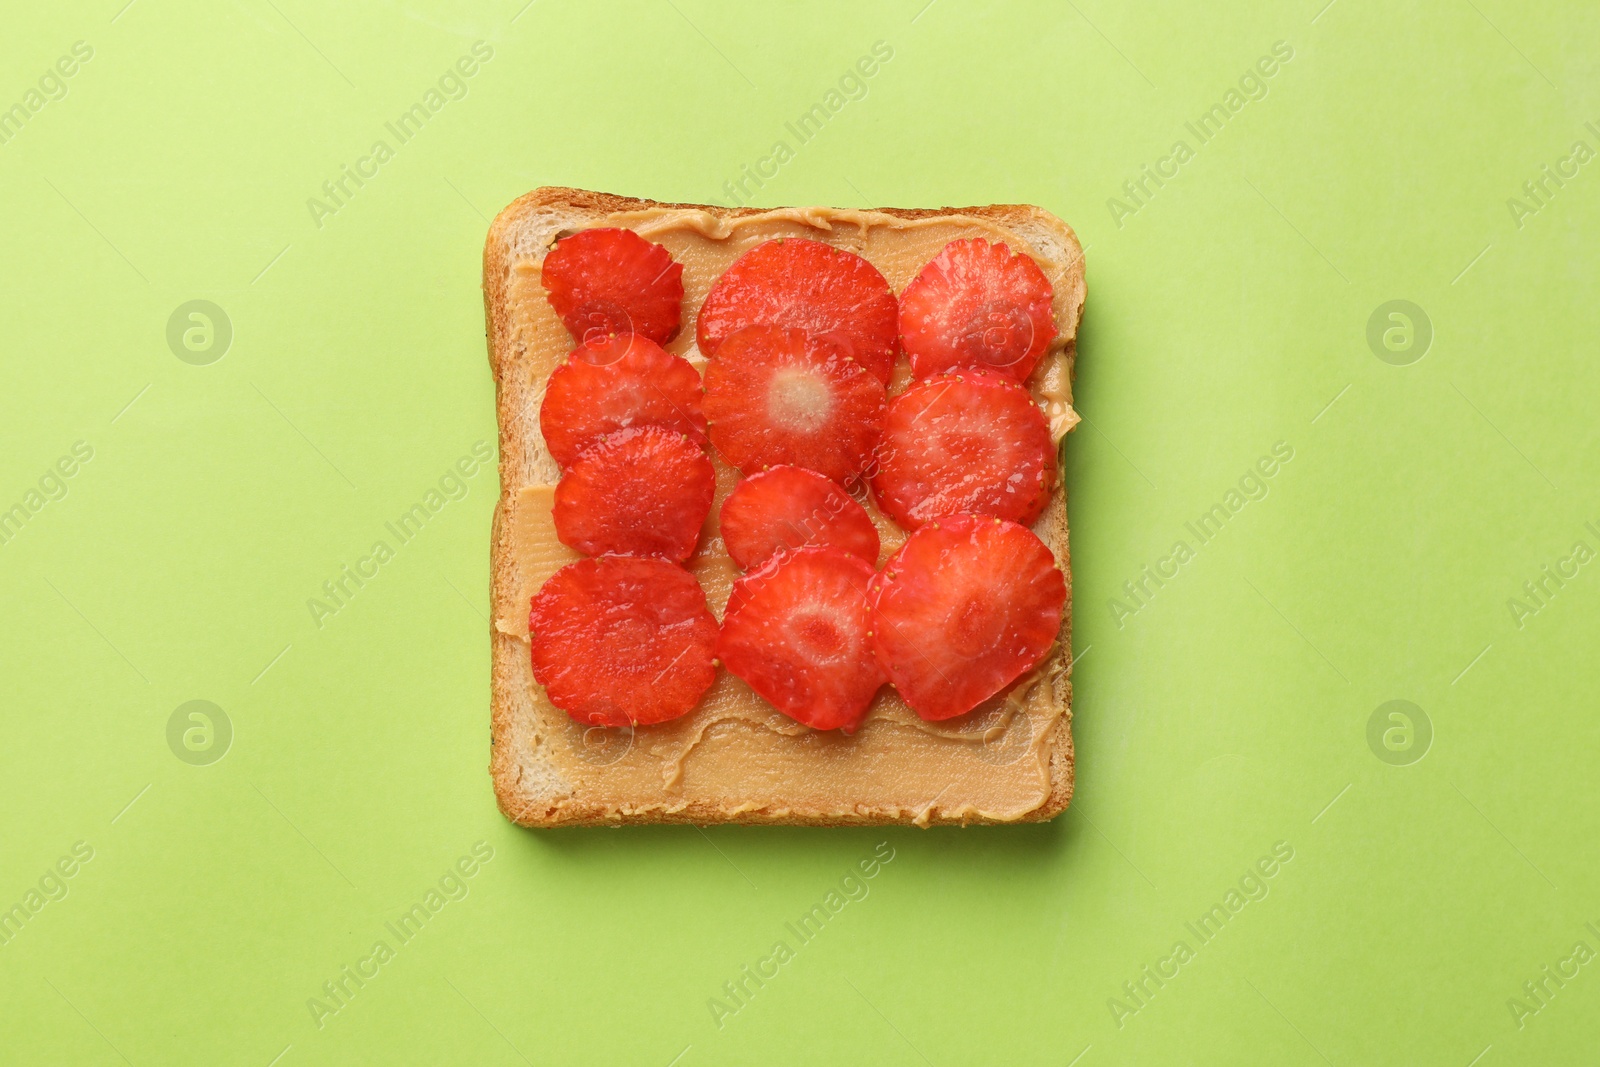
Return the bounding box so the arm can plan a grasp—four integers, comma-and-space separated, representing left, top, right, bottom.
495, 206, 1081, 823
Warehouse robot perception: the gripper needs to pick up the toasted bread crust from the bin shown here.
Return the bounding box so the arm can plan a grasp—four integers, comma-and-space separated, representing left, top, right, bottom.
486, 188, 1083, 827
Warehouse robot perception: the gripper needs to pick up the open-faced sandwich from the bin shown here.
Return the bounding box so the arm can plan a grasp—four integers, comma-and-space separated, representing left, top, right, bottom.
484, 187, 1085, 826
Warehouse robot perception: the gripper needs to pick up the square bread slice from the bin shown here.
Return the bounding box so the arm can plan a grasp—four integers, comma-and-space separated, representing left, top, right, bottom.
485, 187, 1085, 827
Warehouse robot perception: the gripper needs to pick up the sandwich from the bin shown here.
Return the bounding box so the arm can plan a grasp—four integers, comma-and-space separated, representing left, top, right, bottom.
484, 187, 1085, 826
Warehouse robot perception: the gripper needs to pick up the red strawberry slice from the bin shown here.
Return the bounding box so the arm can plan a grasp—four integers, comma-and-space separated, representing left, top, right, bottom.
719, 465, 880, 571
531, 556, 717, 727
868, 515, 1064, 721
871, 369, 1055, 529
719, 546, 884, 732
704, 326, 886, 484
696, 239, 898, 384
899, 238, 1056, 382
540, 332, 707, 468
541, 227, 684, 346
553, 426, 715, 561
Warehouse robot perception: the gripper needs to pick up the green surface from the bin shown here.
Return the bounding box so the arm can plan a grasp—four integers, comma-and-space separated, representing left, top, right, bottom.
3, 1, 1598, 1063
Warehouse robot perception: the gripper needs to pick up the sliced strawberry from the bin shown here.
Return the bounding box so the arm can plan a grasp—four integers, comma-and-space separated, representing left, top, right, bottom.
719, 546, 884, 732
719, 465, 880, 571
868, 515, 1064, 721
531, 556, 717, 727
871, 369, 1055, 529
541, 228, 684, 346
704, 326, 886, 484
696, 239, 898, 383
553, 426, 714, 561
540, 333, 707, 468
899, 238, 1056, 382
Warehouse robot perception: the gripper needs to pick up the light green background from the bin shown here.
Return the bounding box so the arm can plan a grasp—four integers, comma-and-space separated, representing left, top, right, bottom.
3, 1, 1597, 1063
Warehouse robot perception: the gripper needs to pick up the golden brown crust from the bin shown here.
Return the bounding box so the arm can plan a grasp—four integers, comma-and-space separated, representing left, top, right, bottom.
485, 187, 1083, 827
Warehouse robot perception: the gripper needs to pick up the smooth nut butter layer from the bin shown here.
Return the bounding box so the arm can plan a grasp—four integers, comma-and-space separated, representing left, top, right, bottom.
497, 206, 1081, 822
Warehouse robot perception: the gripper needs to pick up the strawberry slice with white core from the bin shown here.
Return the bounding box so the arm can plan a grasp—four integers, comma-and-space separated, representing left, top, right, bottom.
870, 369, 1055, 529
531, 556, 718, 727
704, 325, 886, 484
696, 238, 898, 384
552, 425, 715, 561
541, 227, 684, 346
540, 332, 707, 469
719, 546, 885, 732
899, 238, 1056, 382
719, 465, 880, 571
867, 514, 1064, 721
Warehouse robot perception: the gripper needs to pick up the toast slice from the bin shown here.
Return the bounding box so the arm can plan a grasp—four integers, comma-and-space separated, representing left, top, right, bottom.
485, 187, 1085, 827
